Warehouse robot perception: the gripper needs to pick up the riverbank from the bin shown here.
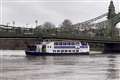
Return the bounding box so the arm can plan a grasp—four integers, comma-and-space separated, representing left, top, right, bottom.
0, 38, 103, 51
0, 38, 37, 50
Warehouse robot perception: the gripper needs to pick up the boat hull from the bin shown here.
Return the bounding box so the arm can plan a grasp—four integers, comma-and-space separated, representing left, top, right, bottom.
25, 51, 89, 56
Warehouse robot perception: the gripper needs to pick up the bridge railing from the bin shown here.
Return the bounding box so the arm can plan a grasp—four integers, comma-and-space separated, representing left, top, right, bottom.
42, 34, 120, 42
0, 29, 120, 42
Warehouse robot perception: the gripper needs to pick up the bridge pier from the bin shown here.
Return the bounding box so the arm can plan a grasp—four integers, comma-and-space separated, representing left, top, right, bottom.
104, 43, 120, 53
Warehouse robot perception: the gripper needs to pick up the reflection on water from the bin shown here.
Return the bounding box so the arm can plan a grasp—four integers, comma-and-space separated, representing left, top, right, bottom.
0, 50, 120, 80
106, 55, 120, 80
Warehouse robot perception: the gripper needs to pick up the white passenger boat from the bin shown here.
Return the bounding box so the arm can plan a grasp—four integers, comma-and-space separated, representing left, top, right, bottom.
25, 40, 90, 56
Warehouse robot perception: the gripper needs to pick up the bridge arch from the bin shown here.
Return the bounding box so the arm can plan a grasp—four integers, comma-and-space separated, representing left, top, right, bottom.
116, 22, 120, 28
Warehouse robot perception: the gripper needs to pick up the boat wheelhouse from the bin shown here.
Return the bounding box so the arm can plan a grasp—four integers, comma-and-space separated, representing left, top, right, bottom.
25, 40, 90, 56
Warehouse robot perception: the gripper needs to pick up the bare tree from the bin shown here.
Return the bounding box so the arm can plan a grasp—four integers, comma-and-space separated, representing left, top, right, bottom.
60, 19, 73, 31
42, 22, 55, 29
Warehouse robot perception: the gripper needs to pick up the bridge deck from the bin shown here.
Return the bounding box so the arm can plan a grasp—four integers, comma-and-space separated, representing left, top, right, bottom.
0, 36, 120, 43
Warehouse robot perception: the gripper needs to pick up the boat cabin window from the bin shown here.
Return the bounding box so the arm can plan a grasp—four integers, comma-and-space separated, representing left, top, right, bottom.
71, 42, 75, 45
81, 42, 87, 45
61, 50, 64, 53
54, 41, 78, 45
59, 42, 62, 45
54, 42, 62, 45
65, 50, 67, 52
76, 50, 79, 52
73, 50, 75, 53
69, 50, 71, 52
48, 46, 51, 48
57, 50, 60, 52
68, 42, 71, 45
54, 42, 58, 45
53, 50, 56, 53
63, 42, 66, 45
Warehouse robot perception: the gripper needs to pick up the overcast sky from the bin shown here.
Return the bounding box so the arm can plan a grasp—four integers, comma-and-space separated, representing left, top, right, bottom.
0, 0, 120, 27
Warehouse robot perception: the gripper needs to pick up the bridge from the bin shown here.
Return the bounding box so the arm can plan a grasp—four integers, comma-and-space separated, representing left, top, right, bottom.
42, 1, 120, 53
0, 1, 120, 53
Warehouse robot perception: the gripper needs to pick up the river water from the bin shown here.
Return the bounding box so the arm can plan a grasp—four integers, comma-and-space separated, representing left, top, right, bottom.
0, 50, 120, 80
